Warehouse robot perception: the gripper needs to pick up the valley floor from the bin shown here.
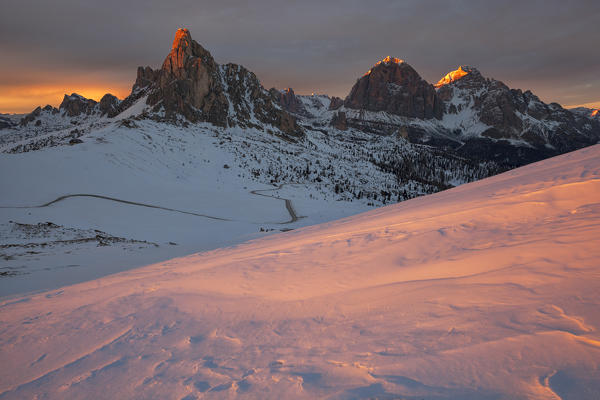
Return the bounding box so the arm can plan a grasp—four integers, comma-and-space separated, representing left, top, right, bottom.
1, 145, 599, 399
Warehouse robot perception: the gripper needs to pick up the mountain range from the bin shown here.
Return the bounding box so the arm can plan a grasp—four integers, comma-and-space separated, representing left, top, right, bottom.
8, 28, 599, 167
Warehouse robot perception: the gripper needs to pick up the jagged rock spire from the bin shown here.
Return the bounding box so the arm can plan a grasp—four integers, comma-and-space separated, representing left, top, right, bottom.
118, 29, 303, 136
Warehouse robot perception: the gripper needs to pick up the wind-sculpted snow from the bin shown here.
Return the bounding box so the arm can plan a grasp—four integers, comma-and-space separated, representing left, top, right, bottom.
1, 145, 599, 399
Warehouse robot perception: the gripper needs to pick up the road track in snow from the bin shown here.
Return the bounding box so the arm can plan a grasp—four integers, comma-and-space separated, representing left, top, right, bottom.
249, 183, 301, 224
0, 187, 302, 225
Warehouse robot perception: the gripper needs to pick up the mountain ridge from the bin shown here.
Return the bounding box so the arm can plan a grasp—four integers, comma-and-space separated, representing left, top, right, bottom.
8, 28, 600, 171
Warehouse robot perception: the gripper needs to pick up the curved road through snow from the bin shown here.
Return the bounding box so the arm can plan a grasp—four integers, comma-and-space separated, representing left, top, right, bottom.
0, 186, 302, 225
250, 183, 301, 224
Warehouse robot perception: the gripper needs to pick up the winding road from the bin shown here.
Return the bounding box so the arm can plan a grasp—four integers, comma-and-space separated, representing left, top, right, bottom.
250, 183, 301, 224
0, 185, 302, 225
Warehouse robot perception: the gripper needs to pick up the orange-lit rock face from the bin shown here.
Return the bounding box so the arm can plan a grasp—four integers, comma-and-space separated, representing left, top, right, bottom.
143, 28, 229, 124
172, 28, 191, 50
434, 66, 471, 88
364, 56, 405, 76
592, 109, 599, 118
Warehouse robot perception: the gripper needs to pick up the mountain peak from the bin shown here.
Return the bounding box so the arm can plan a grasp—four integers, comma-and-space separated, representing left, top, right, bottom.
172, 28, 192, 50
364, 56, 405, 76
378, 56, 404, 66
346, 56, 442, 119
435, 65, 478, 88
159, 28, 215, 82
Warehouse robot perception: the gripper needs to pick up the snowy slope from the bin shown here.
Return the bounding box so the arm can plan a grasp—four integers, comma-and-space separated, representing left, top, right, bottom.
1, 106, 502, 296
0, 118, 373, 295
1, 144, 599, 399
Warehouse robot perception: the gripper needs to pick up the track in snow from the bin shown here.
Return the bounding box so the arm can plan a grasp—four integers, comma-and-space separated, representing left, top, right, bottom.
0, 188, 303, 225
0, 193, 231, 221
250, 183, 302, 224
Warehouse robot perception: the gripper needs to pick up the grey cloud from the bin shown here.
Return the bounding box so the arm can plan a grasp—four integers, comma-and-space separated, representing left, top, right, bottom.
0, 0, 598, 108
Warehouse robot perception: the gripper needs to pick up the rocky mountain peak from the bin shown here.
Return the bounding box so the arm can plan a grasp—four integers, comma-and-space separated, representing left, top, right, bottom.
172, 28, 192, 50
345, 58, 442, 119
115, 29, 302, 137
271, 87, 309, 117
161, 28, 215, 79
363, 56, 405, 76
127, 28, 229, 125
435, 65, 479, 88
59, 93, 98, 117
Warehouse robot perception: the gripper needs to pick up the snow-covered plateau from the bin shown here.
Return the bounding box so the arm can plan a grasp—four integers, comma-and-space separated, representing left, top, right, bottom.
1, 143, 599, 399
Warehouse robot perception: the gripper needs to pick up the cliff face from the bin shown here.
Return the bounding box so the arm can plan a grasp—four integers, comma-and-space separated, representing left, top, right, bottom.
344, 57, 442, 120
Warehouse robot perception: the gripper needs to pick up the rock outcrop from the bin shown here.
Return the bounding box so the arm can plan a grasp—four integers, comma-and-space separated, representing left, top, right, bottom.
328, 96, 344, 110
59, 94, 98, 117
273, 88, 308, 116
20, 105, 59, 126
220, 63, 302, 136
98, 94, 121, 116
324, 60, 599, 166
0, 115, 15, 129
330, 111, 347, 130
344, 57, 442, 119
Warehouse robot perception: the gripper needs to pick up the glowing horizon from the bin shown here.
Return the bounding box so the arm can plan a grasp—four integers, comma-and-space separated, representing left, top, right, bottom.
0, 84, 131, 114
1, 0, 598, 115
3, 73, 598, 115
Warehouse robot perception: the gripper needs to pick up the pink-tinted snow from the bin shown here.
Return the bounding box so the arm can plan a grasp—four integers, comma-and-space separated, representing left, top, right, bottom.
1, 145, 600, 399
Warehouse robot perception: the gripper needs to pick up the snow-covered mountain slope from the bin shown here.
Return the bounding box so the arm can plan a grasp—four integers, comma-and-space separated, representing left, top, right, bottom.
0, 118, 359, 295
1, 144, 599, 399
1, 104, 503, 295
434, 66, 600, 159
279, 62, 600, 167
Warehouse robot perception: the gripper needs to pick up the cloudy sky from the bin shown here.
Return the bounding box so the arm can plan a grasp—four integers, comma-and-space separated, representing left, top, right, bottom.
1, 0, 598, 113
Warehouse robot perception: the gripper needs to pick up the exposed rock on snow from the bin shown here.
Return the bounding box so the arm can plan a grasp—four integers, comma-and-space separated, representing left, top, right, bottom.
59, 93, 99, 117
0, 221, 158, 277
97, 93, 121, 116
271, 87, 309, 117
328, 96, 344, 110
